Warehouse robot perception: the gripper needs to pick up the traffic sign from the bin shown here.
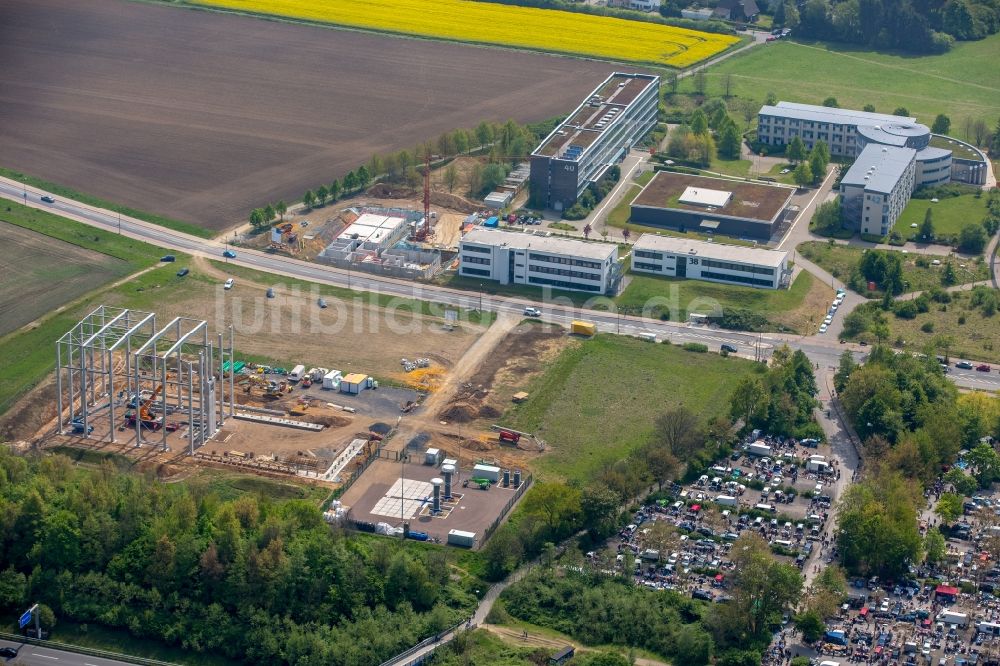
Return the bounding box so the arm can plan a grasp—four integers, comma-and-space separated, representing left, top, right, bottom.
18, 609, 31, 629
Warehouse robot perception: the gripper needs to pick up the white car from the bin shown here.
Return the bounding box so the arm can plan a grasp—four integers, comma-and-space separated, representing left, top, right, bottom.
830, 302, 839, 311
224, 278, 235, 290
819, 323, 829, 333
523, 307, 542, 317
824, 315, 833, 324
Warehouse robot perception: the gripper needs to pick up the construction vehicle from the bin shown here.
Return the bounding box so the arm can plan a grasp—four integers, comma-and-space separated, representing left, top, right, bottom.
70, 419, 94, 435
498, 429, 521, 444
125, 384, 164, 431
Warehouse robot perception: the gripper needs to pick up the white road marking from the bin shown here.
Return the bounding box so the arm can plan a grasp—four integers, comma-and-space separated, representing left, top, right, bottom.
33, 654, 59, 660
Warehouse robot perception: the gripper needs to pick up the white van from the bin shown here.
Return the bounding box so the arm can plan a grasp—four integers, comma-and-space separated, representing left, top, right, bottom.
288, 364, 306, 382
755, 503, 776, 513
773, 539, 794, 548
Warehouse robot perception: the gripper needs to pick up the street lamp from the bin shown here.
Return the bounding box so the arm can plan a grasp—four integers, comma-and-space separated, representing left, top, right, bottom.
479, 283, 483, 312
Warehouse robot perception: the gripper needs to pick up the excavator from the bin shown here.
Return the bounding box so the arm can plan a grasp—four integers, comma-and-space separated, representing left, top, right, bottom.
125, 384, 164, 431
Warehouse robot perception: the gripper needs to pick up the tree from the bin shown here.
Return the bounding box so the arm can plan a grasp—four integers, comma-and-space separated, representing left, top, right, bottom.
808, 149, 828, 184
787, 136, 807, 163
302, 189, 315, 209
943, 467, 978, 495
793, 162, 814, 187
920, 208, 935, 240
966, 442, 1000, 486
667, 72, 679, 94
730, 376, 769, 428
249, 208, 266, 230
622, 226, 631, 242
452, 129, 470, 155
863, 103, 876, 112
765, 91, 778, 106
652, 406, 704, 461
812, 199, 842, 235
717, 121, 742, 159
834, 351, 857, 393
275, 200, 287, 222
342, 170, 359, 193
942, 261, 958, 286
893, 107, 910, 117
474, 121, 494, 149
329, 179, 341, 202
924, 530, 947, 564
836, 474, 922, 577
644, 444, 680, 491
795, 609, 825, 643
693, 70, 707, 96
973, 119, 990, 146
520, 483, 581, 535
315, 185, 329, 206
467, 163, 483, 197
991, 117, 1000, 155
958, 223, 987, 253
690, 109, 709, 136
717, 534, 802, 639
822, 97, 839, 108
0, 567, 26, 609
932, 114, 952, 134
36, 603, 56, 632
443, 163, 459, 193
580, 485, 621, 539
356, 165, 371, 189
583, 223, 592, 239
936, 492, 965, 523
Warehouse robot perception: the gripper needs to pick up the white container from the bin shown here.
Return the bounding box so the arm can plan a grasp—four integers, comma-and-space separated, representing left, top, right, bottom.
472, 464, 501, 482
447, 529, 476, 548
425, 448, 441, 465
322, 370, 343, 390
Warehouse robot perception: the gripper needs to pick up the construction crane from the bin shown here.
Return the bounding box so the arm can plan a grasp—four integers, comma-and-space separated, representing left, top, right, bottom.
126, 384, 163, 431
411, 152, 432, 242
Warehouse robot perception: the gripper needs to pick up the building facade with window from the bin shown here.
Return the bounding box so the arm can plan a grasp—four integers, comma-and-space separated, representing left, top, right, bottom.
630, 235, 790, 289
839, 144, 916, 236
458, 228, 621, 294
529, 72, 660, 212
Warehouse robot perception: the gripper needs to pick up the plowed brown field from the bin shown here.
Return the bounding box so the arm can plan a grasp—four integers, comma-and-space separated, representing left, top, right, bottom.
0, 0, 617, 232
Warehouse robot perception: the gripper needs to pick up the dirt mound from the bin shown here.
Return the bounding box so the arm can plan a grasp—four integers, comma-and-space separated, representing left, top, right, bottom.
478, 404, 501, 419
438, 403, 477, 423
304, 414, 352, 428
463, 438, 496, 452
0, 376, 59, 442
362, 184, 480, 214
429, 191, 480, 214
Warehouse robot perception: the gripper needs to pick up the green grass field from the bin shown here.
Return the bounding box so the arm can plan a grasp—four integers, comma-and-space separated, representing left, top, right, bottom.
893, 194, 991, 241
506, 335, 760, 482
0, 167, 215, 239
797, 241, 990, 294
694, 34, 1000, 134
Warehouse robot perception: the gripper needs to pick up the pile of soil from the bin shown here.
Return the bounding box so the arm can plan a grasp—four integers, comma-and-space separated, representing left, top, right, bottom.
463, 438, 496, 452
438, 403, 477, 423
478, 405, 501, 419
305, 414, 352, 428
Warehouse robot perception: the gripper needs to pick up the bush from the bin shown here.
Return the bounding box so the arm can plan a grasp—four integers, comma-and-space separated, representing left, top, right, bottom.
682, 342, 708, 353
921, 321, 935, 333
714, 308, 771, 332
912, 183, 981, 199
894, 301, 919, 319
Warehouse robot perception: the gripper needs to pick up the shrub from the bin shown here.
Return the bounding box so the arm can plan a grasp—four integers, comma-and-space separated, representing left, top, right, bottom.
894, 301, 919, 319
921, 321, 935, 333
682, 342, 708, 353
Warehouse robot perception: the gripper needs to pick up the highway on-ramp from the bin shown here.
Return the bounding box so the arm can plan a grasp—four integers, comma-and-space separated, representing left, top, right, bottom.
3, 177, 999, 394
0, 637, 142, 666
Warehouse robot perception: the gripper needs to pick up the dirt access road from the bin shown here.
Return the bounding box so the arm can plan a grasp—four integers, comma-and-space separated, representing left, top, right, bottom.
0, 0, 618, 231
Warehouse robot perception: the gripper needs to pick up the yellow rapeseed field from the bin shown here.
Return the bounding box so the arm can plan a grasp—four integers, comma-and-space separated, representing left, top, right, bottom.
189, 0, 739, 68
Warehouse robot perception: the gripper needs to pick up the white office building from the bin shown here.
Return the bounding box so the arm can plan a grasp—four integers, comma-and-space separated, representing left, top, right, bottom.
839, 144, 916, 236
631, 234, 790, 289
459, 228, 620, 294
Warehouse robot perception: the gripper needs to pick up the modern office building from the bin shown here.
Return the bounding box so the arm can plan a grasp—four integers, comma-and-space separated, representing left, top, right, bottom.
458, 228, 621, 294
630, 172, 794, 240
631, 234, 790, 289
839, 144, 917, 236
530, 72, 660, 212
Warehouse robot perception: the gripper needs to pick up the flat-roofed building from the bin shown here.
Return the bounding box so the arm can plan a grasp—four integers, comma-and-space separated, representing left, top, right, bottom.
839, 144, 916, 236
530, 72, 659, 212
631, 234, 790, 289
630, 171, 794, 240
459, 228, 620, 294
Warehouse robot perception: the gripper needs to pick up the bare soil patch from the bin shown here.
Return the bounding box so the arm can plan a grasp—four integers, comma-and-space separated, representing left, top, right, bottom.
0, 0, 615, 231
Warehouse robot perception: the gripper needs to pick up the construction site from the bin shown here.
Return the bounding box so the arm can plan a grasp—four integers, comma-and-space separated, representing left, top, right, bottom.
39, 301, 570, 548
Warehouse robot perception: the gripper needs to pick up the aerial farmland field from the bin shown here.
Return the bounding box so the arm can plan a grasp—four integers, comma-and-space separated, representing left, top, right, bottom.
0, 0, 620, 232
188, 0, 739, 68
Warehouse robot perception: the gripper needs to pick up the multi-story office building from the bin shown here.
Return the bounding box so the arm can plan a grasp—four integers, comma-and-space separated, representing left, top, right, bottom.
839, 144, 916, 236
458, 228, 620, 294
530, 72, 659, 212
631, 235, 790, 289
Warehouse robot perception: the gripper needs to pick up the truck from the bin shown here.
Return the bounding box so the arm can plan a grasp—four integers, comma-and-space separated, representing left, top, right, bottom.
571, 320, 597, 337
447, 529, 476, 548
938, 609, 969, 626
288, 364, 306, 382
715, 495, 738, 507
806, 459, 830, 473
746, 442, 772, 457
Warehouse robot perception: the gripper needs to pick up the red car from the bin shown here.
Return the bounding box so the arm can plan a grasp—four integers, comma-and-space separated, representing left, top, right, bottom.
977, 364, 992, 372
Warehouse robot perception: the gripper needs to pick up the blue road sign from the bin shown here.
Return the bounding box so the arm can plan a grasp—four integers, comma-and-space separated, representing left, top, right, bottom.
18, 609, 31, 629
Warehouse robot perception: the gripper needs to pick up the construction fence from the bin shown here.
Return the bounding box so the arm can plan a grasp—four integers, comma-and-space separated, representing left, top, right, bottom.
481, 472, 533, 544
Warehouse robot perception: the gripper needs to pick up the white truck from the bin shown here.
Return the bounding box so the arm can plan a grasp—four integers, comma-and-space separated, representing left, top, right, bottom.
288, 364, 306, 382
806, 459, 829, 473
747, 442, 772, 457
938, 609, 969, 626
715, 495, 738, 507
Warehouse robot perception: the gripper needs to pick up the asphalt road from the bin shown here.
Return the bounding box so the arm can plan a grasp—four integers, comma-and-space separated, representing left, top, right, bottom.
3, 178, 999, 394
0, 638, 138, 666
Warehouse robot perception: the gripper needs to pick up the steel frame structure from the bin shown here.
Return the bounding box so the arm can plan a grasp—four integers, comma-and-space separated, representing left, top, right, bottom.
55, 306, 235, 453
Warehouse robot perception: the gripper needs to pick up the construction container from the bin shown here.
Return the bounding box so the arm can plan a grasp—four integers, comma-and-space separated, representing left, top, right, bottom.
312, 367, 329, 381
447, 529, 476, 548
288, 365, 306, 382
746, 442, 772, 457
425, 448, 441, 465
340, 373, 368, 394
571, 320, 596, 337
472, 463, 501, 482
322, 370, 343, 390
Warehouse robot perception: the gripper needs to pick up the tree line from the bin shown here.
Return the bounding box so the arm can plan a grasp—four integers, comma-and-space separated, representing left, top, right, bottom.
0, 451, 478, 664
248, 118, 554, 230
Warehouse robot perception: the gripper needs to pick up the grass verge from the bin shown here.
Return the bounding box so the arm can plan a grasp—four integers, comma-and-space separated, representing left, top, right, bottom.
893, 194, 991, 241
0, 166, 215, 239
506, 334, 760, 482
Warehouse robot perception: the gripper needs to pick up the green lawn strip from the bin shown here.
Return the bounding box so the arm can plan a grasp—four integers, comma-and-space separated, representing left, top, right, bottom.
692, 35, 1000, 132
798, 241, 989, 294
892, 194, 990, 240
635, 170, 656, 186
0, 166, 215, 239
184, 468, 331, 503
213, 261, 494, 327
507, 335, 757, 483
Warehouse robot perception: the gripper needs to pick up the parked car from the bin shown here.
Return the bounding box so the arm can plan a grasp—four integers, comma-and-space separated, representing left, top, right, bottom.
224, 278, 234, 290
318, 298, 328, 308
692, 589, 714, 601
956, 360, 974, 369
523, 306, 542, 317
266, 287, 275, 298
977, 364, 991, 372
40, 195, 55, 203
721, 343, 738, 353
160, 255, 176, 262
176, 268, 190, 277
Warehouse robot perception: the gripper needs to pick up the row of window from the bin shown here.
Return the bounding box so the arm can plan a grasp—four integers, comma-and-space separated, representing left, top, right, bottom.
462, 256, 490, 265
635, 250, 660, 259
527, 253, 602, 270
527, 275, 602, 292
463, 244, 491, 254
701, 270, 774, 288
701, 258, 776, 276
529, 265, 602, 281
634, 262, 660, 271
461, 266, 491, 277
